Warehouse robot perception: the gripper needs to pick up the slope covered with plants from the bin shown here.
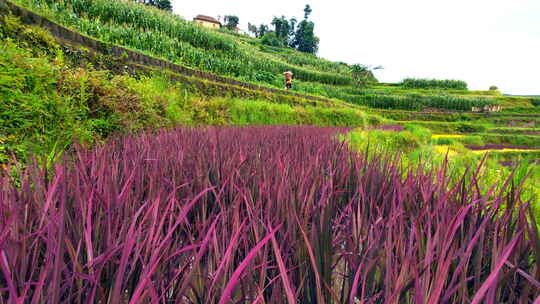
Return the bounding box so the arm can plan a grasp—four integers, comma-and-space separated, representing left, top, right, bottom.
0, 13, 381, 163
6, 0, 514, 113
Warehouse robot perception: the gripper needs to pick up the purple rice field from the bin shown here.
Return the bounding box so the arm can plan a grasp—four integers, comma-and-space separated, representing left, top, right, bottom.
466, 144, 540, 151
0, 126, 539, 303
371, 124, 405, 132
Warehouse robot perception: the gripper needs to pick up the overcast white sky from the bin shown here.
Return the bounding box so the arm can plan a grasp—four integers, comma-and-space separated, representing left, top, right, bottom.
172, 0, 540, 95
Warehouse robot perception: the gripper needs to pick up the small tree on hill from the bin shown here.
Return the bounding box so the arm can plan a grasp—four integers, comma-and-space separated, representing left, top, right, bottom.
224, 15, 239, 31
134, 0, 172, 11
248, 23, 258, 37
352, 64, 382, 87
257, 24, 269, 38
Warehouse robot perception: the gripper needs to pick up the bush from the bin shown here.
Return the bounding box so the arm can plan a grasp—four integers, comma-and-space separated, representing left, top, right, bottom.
261, 31, 284, 47
403, 124, 432, 144
532, 98, 540, 107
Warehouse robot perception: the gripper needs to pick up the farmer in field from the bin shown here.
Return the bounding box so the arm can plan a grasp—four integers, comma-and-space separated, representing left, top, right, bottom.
284, 71, 293, 90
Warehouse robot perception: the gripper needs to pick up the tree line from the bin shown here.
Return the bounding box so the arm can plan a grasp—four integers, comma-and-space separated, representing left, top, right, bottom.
133, 2, 319, 54
247, 5, 319, 54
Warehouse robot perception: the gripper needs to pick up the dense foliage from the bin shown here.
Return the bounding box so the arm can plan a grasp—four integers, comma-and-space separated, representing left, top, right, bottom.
402, 78, 468, 90
224, 15, 239, 31
356, 94, 494, 111
1, 127, 538, 303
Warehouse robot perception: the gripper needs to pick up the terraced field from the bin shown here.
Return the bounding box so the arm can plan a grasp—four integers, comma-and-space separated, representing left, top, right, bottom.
1, 1, 539, 302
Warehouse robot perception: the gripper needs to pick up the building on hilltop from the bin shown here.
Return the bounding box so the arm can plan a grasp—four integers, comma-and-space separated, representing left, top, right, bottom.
193, 15, 222, 29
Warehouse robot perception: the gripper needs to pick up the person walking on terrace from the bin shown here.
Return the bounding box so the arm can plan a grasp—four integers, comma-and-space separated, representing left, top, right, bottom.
284, 71, 293, 90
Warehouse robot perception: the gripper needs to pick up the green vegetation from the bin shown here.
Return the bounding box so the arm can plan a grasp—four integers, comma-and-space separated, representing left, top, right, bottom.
0, 14, 381, 163
11, 0, 528, 113
224, 15, 239, 30
345, 126, 540, 221
132, 0, 172, 11
250, 5, 319, 54
1, 2, 540, 300
12, 0, 350, 87
356, 93, 494, 111
401, 78, 468, 90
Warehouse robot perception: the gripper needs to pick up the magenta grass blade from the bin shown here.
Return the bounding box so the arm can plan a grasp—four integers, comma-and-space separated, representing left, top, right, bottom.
270, 225, 296, 304
471, 231, 523, 304
218, 224, 282, 304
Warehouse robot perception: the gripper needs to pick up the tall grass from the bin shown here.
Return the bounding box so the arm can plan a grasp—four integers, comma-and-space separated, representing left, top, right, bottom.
402, 78, 468, 90
1, 126, 538, 302
357, 94, 495, 111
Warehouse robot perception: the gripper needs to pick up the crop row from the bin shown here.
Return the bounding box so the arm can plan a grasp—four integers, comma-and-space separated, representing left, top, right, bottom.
402, 78, 468, 90
1, 126, 538, 302
355, 94, 496, 111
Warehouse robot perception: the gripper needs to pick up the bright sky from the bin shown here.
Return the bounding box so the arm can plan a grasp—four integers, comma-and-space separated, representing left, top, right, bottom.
172, 0, 540, 95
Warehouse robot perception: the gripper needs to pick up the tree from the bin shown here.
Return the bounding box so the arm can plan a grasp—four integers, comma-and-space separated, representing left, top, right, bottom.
351, 64, 382, 87
248, 23, 258, 37
288, 17, 297, 46
292, 20, 319, 53
257, 24, 269, 38
303, 4, 312, 19
224, 15, 239, 31
271, 16, 293, 47
292, 4, 319, 54
134, 0, 172, 11
155, 0, 172, 11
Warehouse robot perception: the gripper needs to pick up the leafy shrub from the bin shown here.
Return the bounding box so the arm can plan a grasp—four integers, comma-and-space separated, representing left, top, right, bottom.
434, 137, 455, 145
456, 122, 486, 133
252, 70, 277, 83
261, 31, 283, 47
532, 98, 540, 107
403, 124, 432, 144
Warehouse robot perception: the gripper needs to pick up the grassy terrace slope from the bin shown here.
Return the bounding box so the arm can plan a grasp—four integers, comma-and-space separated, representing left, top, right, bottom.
0, 12, 384, 164
4, 0, 518, 112
8, 0, 352, 87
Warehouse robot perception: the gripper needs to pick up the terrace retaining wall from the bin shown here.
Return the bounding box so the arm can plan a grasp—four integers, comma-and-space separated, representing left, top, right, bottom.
1, 0, 337, 105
